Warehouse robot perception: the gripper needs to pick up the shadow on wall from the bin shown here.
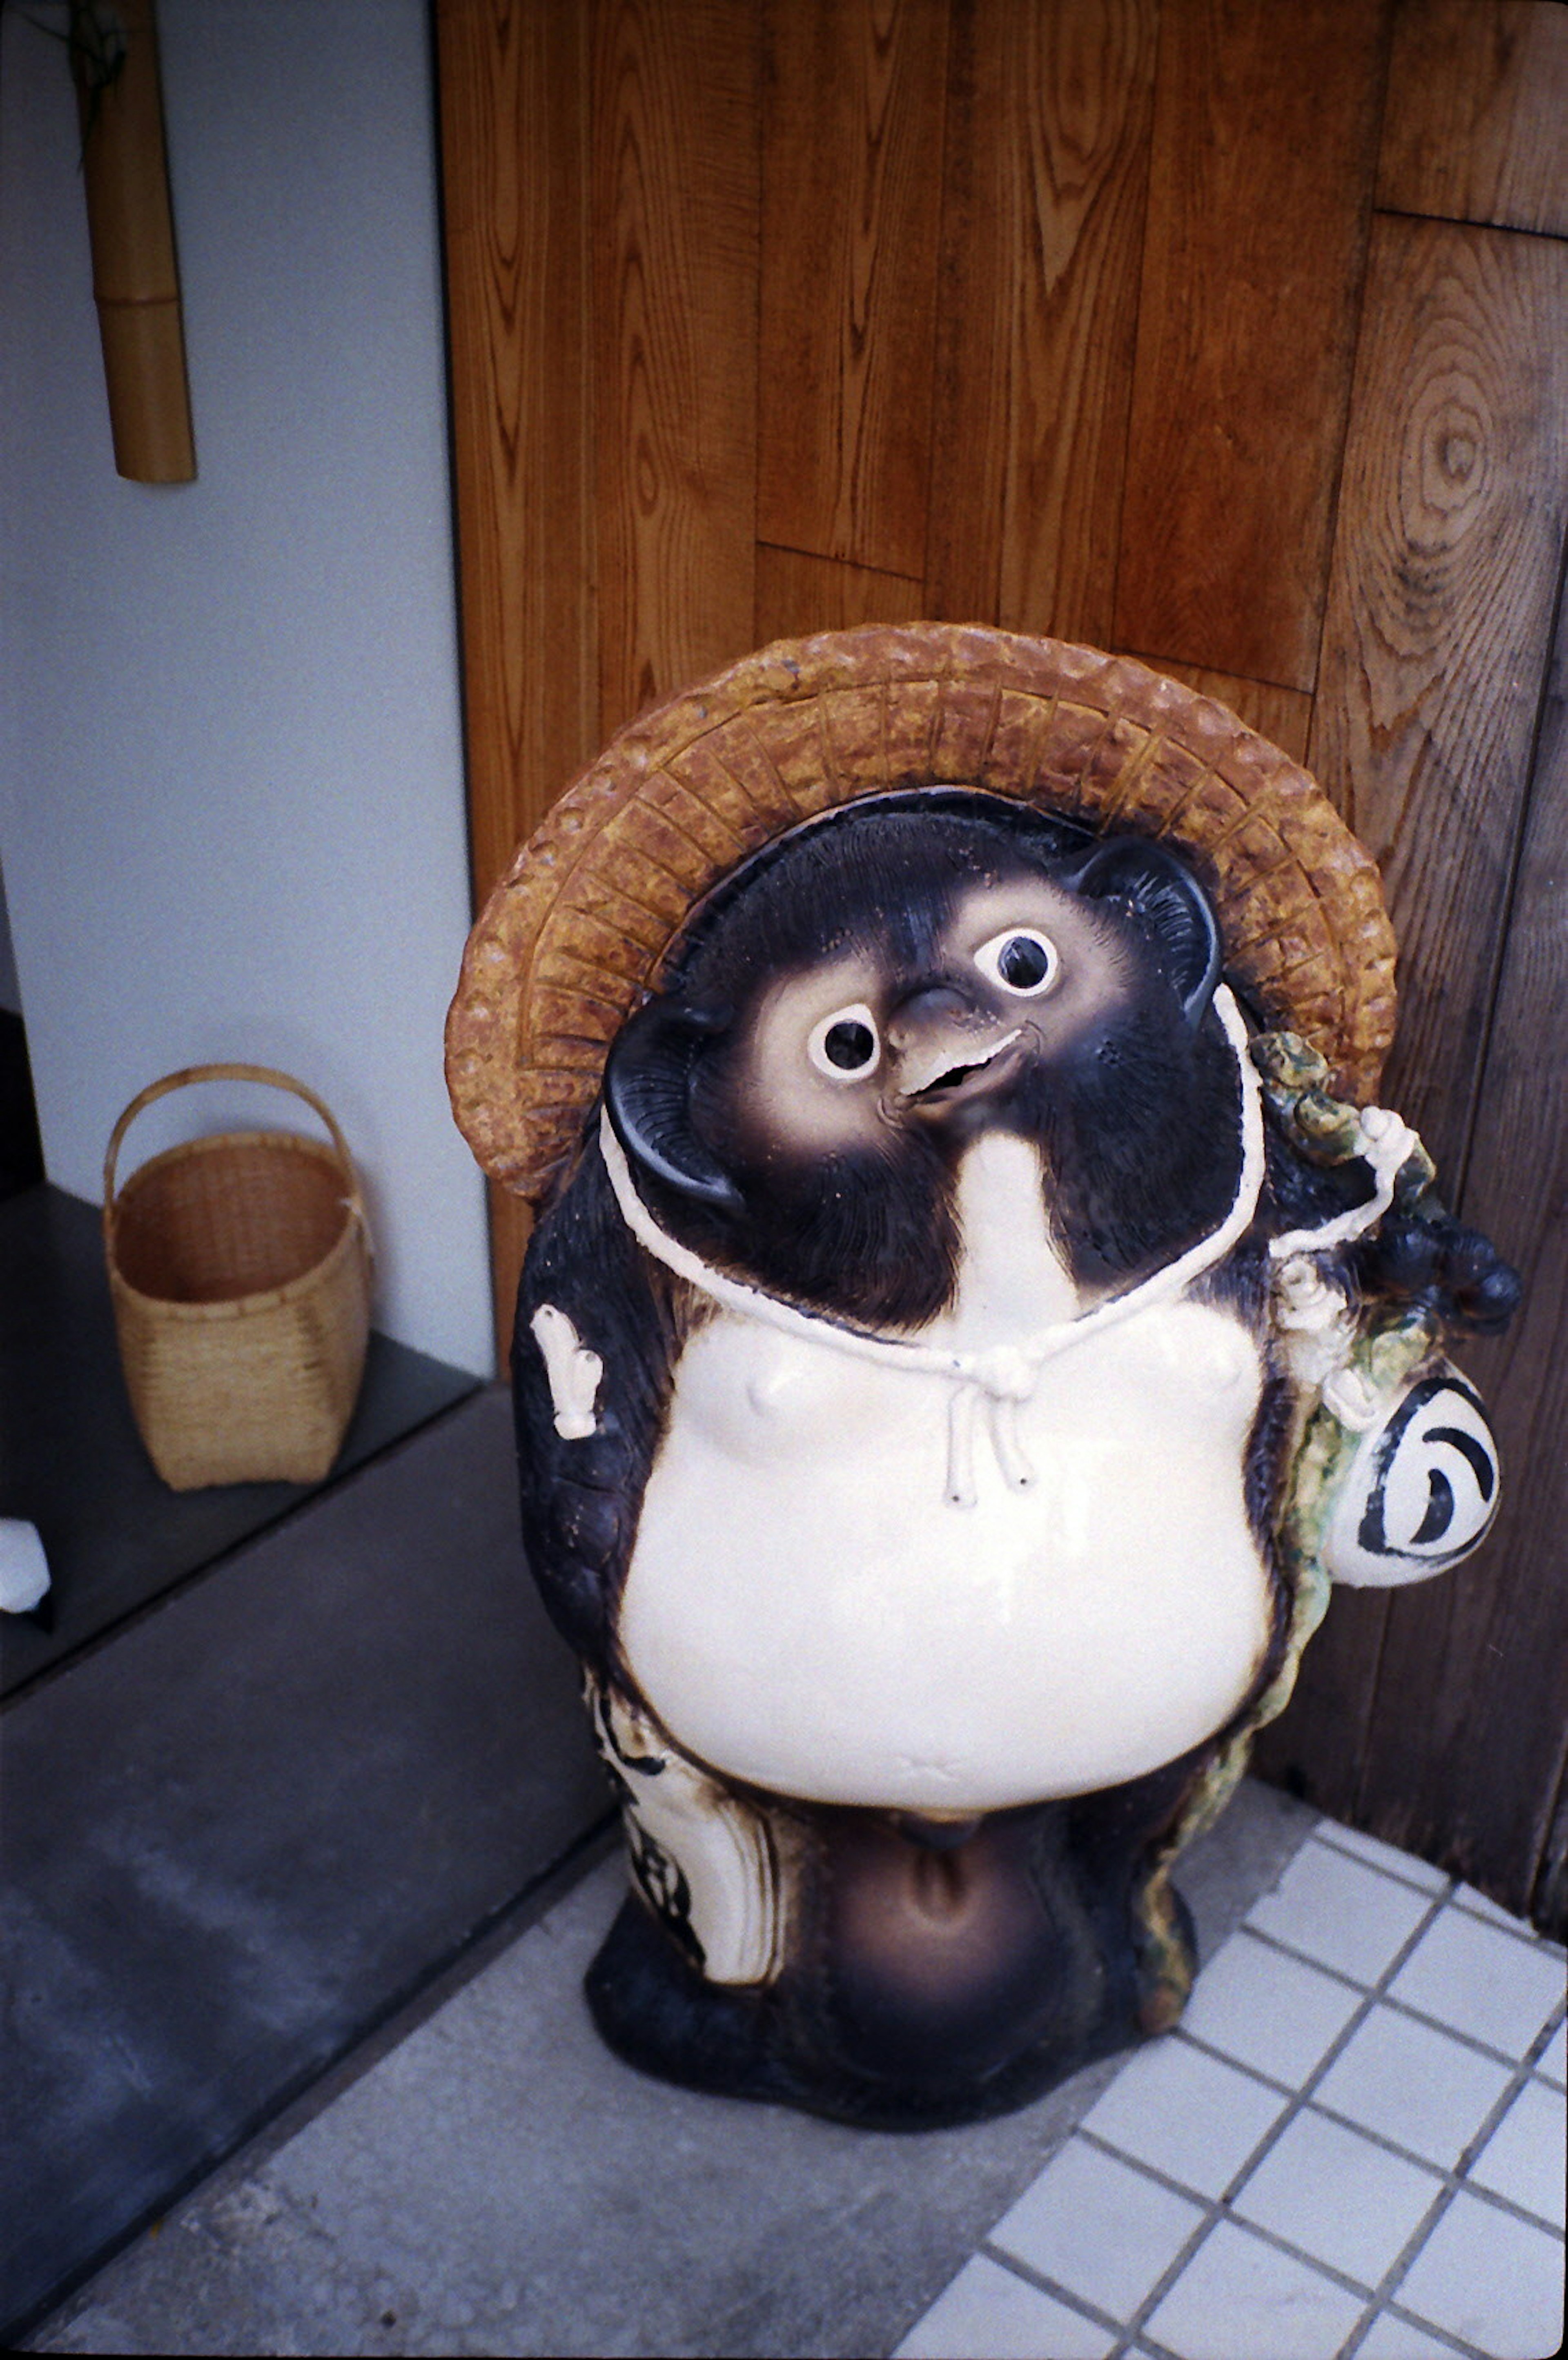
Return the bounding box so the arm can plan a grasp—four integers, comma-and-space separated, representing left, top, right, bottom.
0, 861, 43, 1201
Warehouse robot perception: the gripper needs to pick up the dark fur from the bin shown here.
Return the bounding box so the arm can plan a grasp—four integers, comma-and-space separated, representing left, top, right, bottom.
584, 1752, 1205, 2132
512, 797, 1515, 2126
512, 1147, 697, 1685
621, 808, 1250, 1322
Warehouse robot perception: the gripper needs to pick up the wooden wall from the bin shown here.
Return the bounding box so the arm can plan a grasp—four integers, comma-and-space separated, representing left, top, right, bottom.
434, 0, 1568, 1928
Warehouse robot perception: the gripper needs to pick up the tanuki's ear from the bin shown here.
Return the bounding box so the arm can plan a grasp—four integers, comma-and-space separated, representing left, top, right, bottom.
1057, 836, 1223, 1029
602, 998, 744, 1211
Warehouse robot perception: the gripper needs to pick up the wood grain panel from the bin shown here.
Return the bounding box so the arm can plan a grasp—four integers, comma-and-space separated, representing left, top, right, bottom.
437, 1, 1568, 1902
1534, 1780, 1568, 1937
1255, 220, 1568, 1886
1249, 1585, 1395, 1828
1307, 217, 1568, 1180
1114, 0, 1390, 692
757, 0, 947, 577
593, 0, 760, 734
434, 0, 595, 1353
1124, 657, 1313, 764
1352, 591, 1568, 1922
435, 0, 595, 895
1379, 0, 1568, 237
927, 0, 1155, 640
754, 545, 924, 645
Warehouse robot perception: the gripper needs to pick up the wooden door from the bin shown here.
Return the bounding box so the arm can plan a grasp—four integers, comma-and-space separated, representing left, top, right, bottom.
434, 0, 1568, 1929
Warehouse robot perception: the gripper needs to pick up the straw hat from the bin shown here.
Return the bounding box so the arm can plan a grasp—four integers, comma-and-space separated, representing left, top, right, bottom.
446, 626, 1396, 1202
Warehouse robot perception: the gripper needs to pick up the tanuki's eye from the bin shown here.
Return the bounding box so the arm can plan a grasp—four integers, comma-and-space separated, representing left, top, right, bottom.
807, 1003, 881, 1080
973, 927, 1060, 997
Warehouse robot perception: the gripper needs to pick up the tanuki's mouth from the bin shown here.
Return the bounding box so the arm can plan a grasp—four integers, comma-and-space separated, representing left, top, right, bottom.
896, 1026, 1025, 1109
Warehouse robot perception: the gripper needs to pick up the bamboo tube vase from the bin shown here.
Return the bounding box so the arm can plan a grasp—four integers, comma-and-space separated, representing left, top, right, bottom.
77, 0, 195, 483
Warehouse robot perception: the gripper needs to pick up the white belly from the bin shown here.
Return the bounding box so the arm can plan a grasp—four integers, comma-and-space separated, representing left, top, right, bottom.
619, 1293, 1273, 1811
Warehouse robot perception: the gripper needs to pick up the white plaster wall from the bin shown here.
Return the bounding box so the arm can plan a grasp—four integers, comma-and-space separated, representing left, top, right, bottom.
0, 0, 493, 1374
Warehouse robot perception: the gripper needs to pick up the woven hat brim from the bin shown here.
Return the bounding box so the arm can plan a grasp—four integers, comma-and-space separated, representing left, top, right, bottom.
447, 626, 1396, 1200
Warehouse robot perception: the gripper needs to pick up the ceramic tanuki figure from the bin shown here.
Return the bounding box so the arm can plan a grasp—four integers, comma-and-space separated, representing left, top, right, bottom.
446, 628, 1519, 2129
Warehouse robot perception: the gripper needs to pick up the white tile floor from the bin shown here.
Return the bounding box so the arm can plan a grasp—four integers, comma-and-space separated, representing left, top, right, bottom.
894, 1819, 1567, 2360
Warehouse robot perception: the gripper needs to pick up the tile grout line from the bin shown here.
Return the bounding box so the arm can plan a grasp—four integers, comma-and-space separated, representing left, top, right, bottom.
1109, 1907, 1559, 2357
1170, 2023, 1566, 2235
965, 2136, 1245, 2360
1326, 2079, 1535, 2360
895, 1825, 1351, 2358
901, 1829, 1563, 2360
1237, 1918, 1565, 2073
1064, 1863, 1515, 2358
968, 2240, 1143, 2353
1074, 2121, 1428, 2311
1448, 1898, 1568, 1959
1370, 1984, 1566, 2068
1441, 2040, 1568, 2237
1311, 1828, 1567, 1963
1198, 1860, 1562, 2342
1054, 2131, 1497, 2360
1525, 1995, 1568, 2075
1338, 2327, 1476, 2360
1368, 2298, 1521, 2360
1310, 1824, 1454, 1901
954, 1841, 1398, 2360
1105, 1832, 1563, 2360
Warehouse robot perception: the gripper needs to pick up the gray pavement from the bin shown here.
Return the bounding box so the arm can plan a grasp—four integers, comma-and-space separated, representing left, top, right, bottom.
2, 1389, 607, 2342
29, 1779, 1319, 2360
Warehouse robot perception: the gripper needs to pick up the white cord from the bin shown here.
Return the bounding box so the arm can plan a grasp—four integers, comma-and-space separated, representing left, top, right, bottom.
597, 988, 1280, 1502
1268, 1103, 1419, 1263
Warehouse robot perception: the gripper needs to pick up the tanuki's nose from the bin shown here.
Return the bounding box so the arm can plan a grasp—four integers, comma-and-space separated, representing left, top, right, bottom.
885, 980, 980, 1046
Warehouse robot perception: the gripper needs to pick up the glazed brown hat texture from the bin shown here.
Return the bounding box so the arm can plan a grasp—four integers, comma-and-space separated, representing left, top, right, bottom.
446, 626, 1396, 1204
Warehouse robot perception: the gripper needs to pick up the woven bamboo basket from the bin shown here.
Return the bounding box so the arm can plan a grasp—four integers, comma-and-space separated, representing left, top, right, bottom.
104, 1063, 372, 1490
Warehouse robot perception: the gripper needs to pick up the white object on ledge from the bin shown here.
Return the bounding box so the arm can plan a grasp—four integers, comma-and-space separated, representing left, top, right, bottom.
0, 1518, 50, 1613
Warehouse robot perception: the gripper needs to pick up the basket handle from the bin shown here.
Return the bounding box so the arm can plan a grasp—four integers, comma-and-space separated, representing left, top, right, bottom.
103, 1063, 368, 1240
